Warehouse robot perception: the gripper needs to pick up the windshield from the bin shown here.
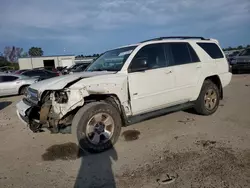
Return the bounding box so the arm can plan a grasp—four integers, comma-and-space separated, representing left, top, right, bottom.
73, 64, 89, 72
86, 46, 137, 72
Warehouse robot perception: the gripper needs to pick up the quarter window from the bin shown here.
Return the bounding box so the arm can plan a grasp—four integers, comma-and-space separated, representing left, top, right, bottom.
187, 44, 200, 62
197, 42, 224, 59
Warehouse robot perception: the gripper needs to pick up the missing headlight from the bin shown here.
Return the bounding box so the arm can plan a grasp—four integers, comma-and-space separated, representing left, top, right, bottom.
54, 91, 68, 103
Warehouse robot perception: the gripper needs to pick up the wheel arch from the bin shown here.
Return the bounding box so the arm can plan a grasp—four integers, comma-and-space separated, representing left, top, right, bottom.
193, 75, 223, 101
205, 75, 223, 99
83, 94, 129, 126
18, 84, 30, 95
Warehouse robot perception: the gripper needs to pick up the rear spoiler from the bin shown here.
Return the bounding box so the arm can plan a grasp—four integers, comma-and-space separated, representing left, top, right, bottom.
209, 38, 219, 44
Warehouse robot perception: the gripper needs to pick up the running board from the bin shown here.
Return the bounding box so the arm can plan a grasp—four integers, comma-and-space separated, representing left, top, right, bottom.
127, 102, 194, 125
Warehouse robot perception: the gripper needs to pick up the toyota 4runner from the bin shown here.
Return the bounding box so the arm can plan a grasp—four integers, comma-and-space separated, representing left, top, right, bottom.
16, 36, 232, 153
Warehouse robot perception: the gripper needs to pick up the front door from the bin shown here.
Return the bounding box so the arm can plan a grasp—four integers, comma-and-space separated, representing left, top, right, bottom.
128, 43, 176, 115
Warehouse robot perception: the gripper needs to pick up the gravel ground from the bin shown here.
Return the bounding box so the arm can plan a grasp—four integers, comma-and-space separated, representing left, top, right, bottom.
0, 75, 250, 188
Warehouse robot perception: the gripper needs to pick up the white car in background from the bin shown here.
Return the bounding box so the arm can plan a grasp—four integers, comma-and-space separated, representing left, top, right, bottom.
0, 74, 37, 97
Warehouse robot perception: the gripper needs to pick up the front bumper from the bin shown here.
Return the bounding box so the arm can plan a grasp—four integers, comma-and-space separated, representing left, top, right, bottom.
16, 100, 32, 124
16, 100, 43, 132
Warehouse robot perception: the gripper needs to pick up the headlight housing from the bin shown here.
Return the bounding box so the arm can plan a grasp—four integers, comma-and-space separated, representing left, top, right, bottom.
54, 90, 68, 103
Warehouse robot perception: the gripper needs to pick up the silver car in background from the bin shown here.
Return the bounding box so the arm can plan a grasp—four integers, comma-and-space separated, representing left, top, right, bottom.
231, 48, 250, 73
0, 74, 37, 97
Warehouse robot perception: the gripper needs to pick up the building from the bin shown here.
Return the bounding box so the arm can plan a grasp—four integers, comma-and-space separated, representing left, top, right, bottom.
18, 55, 75, 70
74, 57, 96, 64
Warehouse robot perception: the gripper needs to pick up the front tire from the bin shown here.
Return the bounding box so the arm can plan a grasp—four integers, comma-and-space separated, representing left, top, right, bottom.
194, 80, 220, 115
72, 101, 122, 153
19, 85, 28, 95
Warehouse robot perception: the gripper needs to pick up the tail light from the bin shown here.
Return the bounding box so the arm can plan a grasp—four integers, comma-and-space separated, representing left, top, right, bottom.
226, 59, 232, 72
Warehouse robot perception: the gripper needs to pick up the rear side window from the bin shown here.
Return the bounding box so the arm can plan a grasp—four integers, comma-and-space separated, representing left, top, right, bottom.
0, 76, 18, 82
169, 42, 199, 66
197, 42, 224, 59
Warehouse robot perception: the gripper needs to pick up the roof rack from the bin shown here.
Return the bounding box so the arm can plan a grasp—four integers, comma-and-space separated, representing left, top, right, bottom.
140, 36, 209, 43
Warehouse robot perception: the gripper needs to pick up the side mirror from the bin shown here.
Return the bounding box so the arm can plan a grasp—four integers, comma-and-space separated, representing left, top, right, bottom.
129, 57, 148, 72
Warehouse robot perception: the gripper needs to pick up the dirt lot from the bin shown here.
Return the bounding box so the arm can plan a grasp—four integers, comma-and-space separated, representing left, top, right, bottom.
0, 75, 250, 188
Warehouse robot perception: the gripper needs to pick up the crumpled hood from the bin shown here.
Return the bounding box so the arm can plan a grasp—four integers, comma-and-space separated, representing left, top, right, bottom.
29, 71, 114, 92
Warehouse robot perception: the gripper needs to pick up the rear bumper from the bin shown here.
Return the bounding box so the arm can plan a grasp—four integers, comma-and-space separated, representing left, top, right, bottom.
219, 72, 232, 88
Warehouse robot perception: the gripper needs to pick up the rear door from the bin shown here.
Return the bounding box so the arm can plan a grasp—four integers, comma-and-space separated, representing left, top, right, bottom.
167, 42, 202, 102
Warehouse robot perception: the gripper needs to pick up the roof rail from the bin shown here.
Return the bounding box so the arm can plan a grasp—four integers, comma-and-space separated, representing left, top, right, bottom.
140, 36, 209, 43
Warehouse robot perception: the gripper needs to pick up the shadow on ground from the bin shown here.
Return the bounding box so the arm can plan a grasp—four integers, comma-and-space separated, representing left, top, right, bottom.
118, 140, 250, 188
0, 101, 12, 111
42, 142, 118, 188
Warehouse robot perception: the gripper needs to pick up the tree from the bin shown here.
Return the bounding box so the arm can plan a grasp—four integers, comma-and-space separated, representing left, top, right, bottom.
237, 45, 243, 50
21, 52, 29, 58
28, 47, 44, 57
3, 46, 23, 62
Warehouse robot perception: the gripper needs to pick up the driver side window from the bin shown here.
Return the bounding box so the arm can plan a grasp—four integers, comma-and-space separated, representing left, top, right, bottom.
129, 43, 166, 73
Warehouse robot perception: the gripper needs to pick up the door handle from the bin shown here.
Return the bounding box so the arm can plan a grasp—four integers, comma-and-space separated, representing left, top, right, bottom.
165, 70, 172, 74
196, 65, 202, 68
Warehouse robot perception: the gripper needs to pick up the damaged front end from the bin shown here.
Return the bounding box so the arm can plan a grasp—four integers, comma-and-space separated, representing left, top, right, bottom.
16, 86, 88, 134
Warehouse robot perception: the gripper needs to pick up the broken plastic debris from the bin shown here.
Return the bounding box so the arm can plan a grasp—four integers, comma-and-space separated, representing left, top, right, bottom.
157, 174, 176, 185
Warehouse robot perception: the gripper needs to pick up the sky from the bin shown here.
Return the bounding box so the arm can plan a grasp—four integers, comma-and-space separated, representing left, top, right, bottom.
0, 0, 250, 55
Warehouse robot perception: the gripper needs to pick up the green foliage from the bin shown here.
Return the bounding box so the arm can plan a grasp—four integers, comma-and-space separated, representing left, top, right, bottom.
21, 52, 29, 58
28, 47, 44, 57
75, 53, 100, 58
0, 57, 19, 70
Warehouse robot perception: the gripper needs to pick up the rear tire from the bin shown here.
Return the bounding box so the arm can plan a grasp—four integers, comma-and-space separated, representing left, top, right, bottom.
194, 80, 220, 115
72, 101, 122, 153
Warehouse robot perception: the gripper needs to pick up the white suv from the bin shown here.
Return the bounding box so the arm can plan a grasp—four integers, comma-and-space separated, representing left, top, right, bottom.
16, 36, 232, 153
